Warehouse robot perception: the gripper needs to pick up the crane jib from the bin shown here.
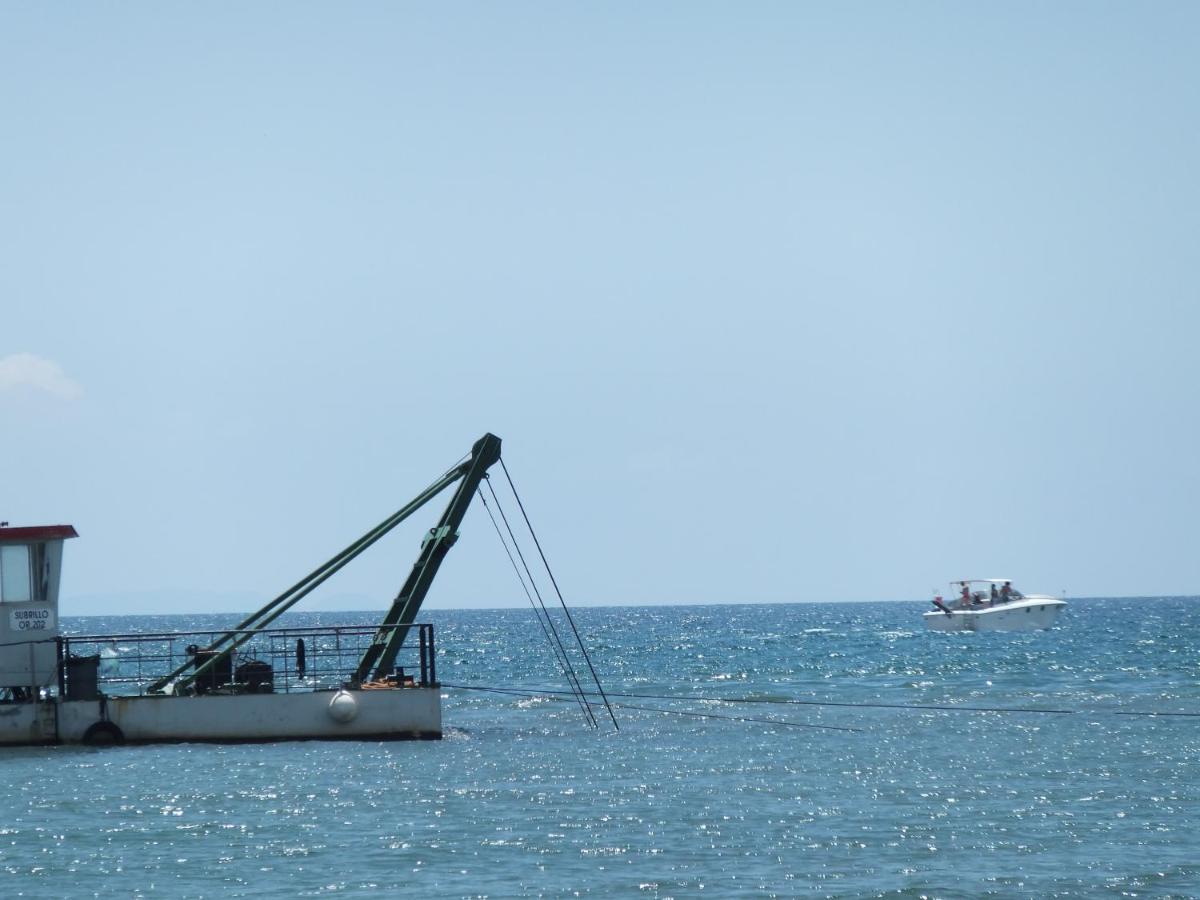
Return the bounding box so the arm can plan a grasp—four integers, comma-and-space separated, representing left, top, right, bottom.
154, 433, 502, 696
354, 432, 502, 683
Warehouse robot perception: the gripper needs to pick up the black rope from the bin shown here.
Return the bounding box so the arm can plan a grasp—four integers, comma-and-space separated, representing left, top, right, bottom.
444, 683, 859, 732
460, 685, 1200, 720
477, 488, 576, 687
499, 457, 619, 731
613, 702, 861, 733
477, 487, 595, 726
482, 478, 597, 728
601, 690, 1077, 716
482, 478, 596, 729
1112, 710, 1200, 718
479, 490, 592, 724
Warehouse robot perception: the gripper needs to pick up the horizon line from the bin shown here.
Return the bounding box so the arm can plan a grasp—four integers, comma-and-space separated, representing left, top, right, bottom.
58, 594, 1200, 619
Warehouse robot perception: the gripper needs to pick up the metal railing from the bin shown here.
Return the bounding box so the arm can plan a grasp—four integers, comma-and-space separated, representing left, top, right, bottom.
56, 623, 437, 699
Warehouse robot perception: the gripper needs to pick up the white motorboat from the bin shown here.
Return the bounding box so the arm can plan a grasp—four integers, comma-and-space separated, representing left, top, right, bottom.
923, 579, 1065, 632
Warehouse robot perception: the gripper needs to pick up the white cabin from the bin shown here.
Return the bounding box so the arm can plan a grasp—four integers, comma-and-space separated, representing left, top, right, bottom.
0, 524, 77, 695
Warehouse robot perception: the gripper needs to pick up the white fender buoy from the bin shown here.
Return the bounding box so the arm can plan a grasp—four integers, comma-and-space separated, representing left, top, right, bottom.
328, 690, 359, 723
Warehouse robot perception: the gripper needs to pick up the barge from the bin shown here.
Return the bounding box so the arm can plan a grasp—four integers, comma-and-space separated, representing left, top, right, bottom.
0, 433, 503, 746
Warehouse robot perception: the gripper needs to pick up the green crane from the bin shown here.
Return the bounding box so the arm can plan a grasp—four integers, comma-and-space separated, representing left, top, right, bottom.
154, 433, 502, 695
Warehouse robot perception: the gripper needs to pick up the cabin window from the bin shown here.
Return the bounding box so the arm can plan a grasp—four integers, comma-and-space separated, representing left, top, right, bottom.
31, 544, 49, 603
0, 545, 33, 603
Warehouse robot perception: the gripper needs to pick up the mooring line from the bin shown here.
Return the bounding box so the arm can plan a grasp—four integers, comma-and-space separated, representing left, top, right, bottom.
1112, 710, 1200, 718
612, 702, 861, 732
454, 684, 1076, 716
444, 683, 859, 732
608, 690, 1078, 716
446, 683, 1198, 720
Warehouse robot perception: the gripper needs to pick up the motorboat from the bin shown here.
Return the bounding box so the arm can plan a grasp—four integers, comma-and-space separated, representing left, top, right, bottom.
923, 579, 1065, 632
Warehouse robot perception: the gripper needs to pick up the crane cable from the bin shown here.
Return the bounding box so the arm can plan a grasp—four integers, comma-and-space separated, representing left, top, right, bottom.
477, 483, 596, 727
481, 476, 597, 728
499, 458, 620, 731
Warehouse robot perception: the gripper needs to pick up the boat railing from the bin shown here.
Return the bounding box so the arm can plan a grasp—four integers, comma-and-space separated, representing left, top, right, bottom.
55, 623, 437, 699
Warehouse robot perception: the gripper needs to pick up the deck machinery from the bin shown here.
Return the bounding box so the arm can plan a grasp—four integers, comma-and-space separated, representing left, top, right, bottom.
0, 433, 502, 746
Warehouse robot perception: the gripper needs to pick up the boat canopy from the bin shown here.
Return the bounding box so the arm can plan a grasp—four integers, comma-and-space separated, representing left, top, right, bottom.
950, 578, 1013, 586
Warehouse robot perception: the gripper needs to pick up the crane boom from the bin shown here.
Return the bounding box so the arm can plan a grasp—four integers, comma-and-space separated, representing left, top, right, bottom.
156, 433, 501, 695
354, 432, 502, 682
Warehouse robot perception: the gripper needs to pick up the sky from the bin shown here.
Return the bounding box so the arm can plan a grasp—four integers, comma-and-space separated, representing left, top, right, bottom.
2, 3, 1198, 615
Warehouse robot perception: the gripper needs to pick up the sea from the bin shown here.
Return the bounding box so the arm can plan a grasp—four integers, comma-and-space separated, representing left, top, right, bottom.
3, 597, 1198, 899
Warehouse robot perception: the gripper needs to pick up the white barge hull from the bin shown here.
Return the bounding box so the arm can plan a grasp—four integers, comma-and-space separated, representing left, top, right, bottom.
0, 688, 441, 747
923, 596, 1066, 632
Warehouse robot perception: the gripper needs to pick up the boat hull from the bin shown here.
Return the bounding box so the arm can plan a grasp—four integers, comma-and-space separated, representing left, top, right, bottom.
0, 687, 441, 747
923, 596, 1066, 632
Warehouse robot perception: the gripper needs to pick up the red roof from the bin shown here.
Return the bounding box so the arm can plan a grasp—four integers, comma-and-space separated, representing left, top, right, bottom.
0, 525, 79, 544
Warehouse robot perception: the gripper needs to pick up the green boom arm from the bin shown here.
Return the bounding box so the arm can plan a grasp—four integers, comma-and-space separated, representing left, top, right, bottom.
154, 432, 501, 695
354, 432, 502, 683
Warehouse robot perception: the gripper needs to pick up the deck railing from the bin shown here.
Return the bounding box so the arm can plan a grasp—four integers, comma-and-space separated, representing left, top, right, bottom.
55, 624, 437, 699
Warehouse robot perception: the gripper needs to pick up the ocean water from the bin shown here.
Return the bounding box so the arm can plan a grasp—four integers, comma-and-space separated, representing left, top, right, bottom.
3, 598, 1199, 898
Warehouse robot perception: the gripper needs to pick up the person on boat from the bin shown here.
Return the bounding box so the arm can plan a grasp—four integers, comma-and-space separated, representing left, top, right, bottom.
1000, 581, 1011, 603
960, 583, 971, 608
989, 583, 998, 605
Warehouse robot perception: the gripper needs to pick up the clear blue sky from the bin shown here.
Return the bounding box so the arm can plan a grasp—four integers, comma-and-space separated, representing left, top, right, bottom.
2, 4, 1197, 614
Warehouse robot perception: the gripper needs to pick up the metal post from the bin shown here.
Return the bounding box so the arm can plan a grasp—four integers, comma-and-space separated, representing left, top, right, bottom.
428, 624, 436, 687
418, 626, 428, 686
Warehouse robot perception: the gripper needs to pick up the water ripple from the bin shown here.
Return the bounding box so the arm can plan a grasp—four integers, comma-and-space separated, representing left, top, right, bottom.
0, 598, 1195, 896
